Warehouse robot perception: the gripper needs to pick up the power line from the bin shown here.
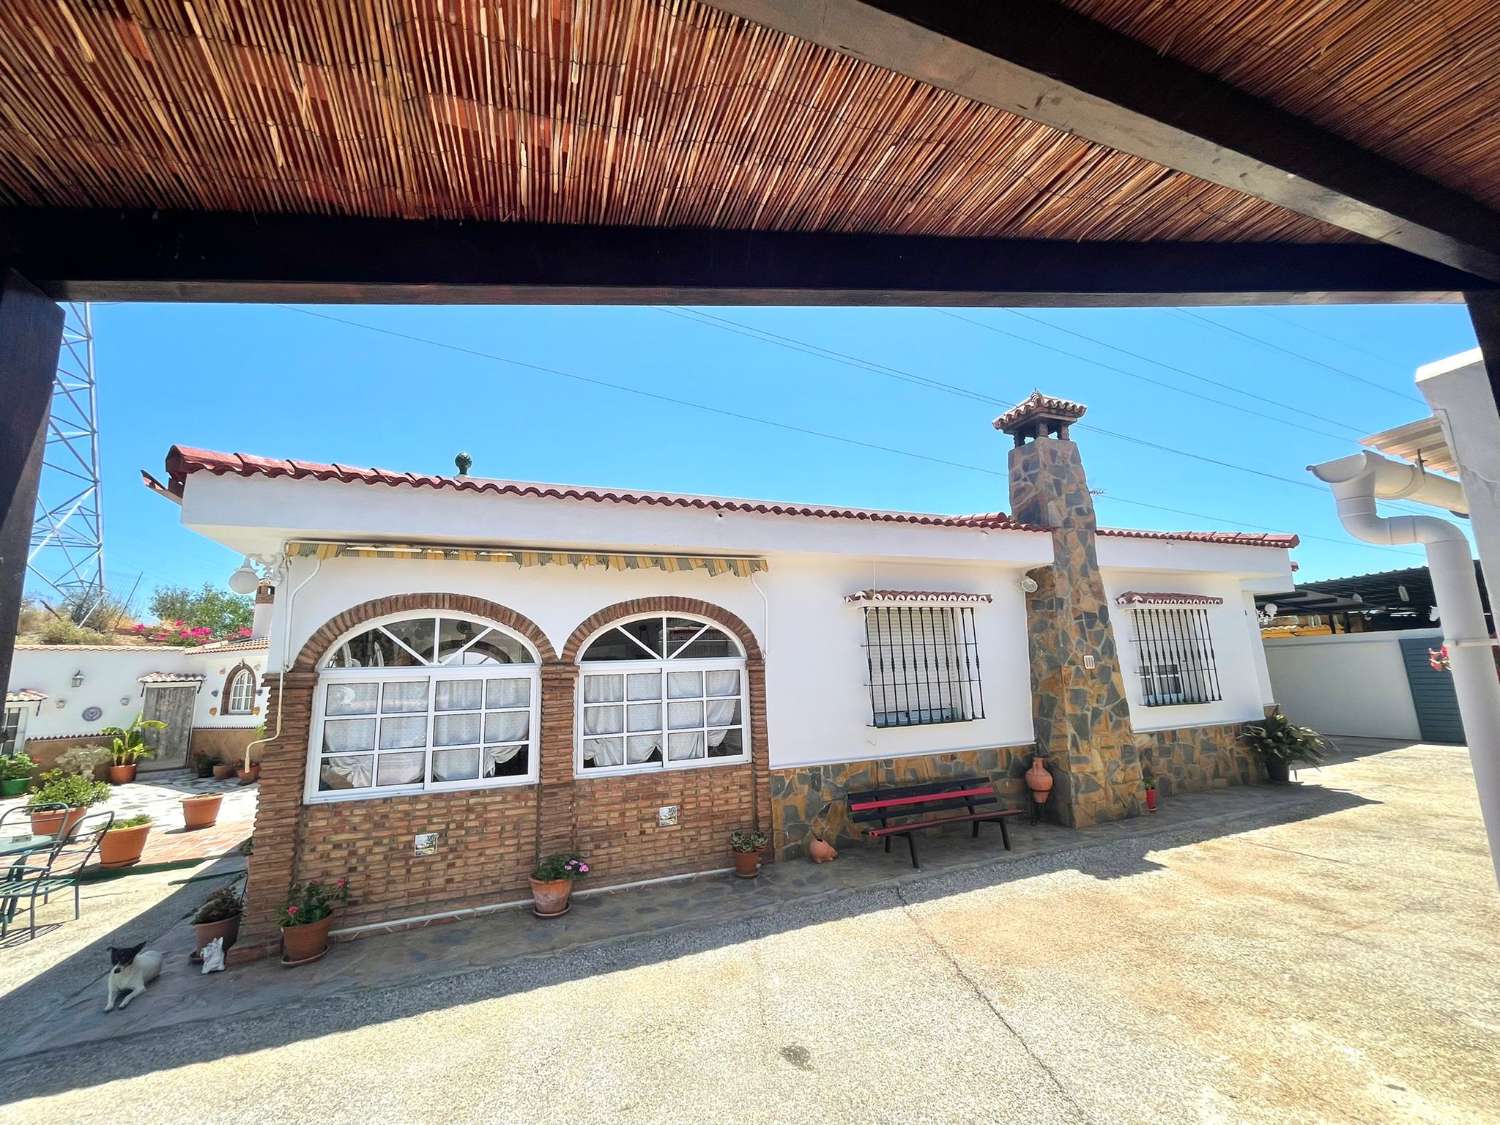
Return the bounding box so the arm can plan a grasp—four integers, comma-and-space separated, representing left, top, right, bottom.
1256, 308, 1417, 374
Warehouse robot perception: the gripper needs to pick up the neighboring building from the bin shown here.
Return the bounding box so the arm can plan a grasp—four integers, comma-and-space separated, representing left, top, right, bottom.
153, 392, 1295, 957
1256, 562, 1493, 636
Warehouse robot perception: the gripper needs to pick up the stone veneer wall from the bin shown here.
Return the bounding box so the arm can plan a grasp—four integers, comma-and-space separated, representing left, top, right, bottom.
770, 745, 1032, 860
1136, 714, 1268, 796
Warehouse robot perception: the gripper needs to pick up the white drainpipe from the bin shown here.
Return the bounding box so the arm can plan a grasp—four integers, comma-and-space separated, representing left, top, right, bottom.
1310, 451, 1500, 889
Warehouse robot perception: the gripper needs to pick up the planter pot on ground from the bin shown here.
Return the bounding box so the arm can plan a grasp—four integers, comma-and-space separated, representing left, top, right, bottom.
530, 876, 573, 917
108, 763, 137, 785
30, 806, 87, 838
180, 794, 224, 830
808, 836, 838, 863
1, 778, 28, 798
280, 915, 334, 965
98, 824, 151, 868
1026, 754, 1054, 805
237, 765, 260, 785
194, 913, 242, 959
733, 850, 760, 878
1145, 788, 1158, 813
1264, 759, 1292, 784
211, 763, 234, 780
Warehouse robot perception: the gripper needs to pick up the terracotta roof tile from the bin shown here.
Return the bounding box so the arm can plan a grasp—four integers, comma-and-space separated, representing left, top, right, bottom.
137, 671, 206, 684
844, 590, 993, 604
1115, 591, 1226, 607
5, 688, 47, 703
992, 391, 1088, 433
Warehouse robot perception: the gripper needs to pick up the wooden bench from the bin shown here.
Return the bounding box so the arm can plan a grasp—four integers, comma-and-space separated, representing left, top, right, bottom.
847, 776, 1021, 869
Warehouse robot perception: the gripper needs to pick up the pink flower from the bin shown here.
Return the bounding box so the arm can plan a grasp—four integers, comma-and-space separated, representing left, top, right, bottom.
133, 623, 146, 633
286, 905, 299, 916
337, 877, 347, 887
577, 863, 589, 873
238, 627, 253, 637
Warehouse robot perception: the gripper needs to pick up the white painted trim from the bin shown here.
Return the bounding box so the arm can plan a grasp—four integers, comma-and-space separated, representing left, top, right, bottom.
775, 739, 1037, 770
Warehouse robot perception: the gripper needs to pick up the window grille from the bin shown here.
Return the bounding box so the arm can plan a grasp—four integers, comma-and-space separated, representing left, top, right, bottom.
861, 606, 984, 727
1128, 607, 1221, 706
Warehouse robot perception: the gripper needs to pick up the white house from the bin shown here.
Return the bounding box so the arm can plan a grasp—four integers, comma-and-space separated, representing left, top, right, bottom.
149, 391, 1295, 955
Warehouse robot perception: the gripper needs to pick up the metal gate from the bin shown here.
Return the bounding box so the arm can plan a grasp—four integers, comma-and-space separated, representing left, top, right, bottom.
1398, 637, 1466, 744
140, 683, 197, 771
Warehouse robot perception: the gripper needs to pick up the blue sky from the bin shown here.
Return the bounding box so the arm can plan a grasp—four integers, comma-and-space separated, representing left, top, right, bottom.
72, 301, 1478, 611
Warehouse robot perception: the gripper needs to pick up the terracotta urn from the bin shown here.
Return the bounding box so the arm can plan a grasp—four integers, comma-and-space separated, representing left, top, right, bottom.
1025, 754, 1054, 804
236, 764, 260, 786
733, 850, 761, 878
809, 836, 838, 863
530, 877, 573, 917
31, 806, 87, 838
108, 763, 137, 785
212, 762, 234, 780
98, 822, 151, 868
281, 915, 334, 964
181, 793, 224, 831
193, 913, 242, 960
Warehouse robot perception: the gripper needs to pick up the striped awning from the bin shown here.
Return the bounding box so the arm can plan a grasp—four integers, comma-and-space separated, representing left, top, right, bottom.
287, 541, 767, 579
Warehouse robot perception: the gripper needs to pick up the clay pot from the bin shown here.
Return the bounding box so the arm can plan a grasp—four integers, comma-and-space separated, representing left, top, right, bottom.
237, 764, 260, 786
1145, 787, 1158, 813
211, 763, 234, 780
733, 850, 760, 878
180, 793, 223, 831
194, 913, 242, 959
30, 806, 87, 838
98, 823, 151, 868
281, 915, 334, 964
530, 877, 573, 917
809, 836, 838, 863
1026, 754, 1054, 804
108, 763, 137, 785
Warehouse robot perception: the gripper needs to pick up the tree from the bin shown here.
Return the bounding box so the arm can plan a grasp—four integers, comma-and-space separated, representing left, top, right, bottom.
149, 583, 253, 636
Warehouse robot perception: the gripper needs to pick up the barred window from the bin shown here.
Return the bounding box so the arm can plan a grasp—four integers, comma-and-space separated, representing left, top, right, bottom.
1128, 607, 1221, 706
861, 606, 984, 727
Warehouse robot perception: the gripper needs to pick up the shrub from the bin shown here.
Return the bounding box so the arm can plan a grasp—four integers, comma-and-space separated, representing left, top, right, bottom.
532, 853, 590, 881
25, 769, 111, 810
54, 745, 111, 776
37, 617, 114, 646
730, 829, 768, 853
1242, 712, 1326, 767
278, 879, 349, 927
193, 886, 245, 924
0, 752, 36, 781
108, 814, 152, 831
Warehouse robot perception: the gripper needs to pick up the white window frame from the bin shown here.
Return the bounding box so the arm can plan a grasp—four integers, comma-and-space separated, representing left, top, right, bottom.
225, 667, 255, 715
575, 612, 750, 778
1, 706, 27, 757
305, 611, 541, 804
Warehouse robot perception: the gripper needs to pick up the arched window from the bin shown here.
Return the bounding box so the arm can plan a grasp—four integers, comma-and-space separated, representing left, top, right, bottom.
577, 613, 748, 775
225, 667, 255, 715
309, 612, 539, 800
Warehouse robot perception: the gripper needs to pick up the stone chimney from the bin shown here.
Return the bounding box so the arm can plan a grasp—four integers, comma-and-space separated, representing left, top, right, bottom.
996, 392, 1141, 827
251, 581, 275, 641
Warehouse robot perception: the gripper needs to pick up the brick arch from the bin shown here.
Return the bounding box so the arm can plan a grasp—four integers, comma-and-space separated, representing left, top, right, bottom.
291, 592, 557, 671
562, 596, 763, 664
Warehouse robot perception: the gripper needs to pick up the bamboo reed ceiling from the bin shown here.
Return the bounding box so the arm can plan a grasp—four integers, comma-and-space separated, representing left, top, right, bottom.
0, 0, 1354, 242
1064, 0, 1500, 212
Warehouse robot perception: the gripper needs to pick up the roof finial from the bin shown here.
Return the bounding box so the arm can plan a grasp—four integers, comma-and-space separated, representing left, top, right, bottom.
454, 451, 473, 476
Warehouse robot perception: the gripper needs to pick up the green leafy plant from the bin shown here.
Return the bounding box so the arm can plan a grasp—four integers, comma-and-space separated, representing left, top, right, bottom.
278, 878, 349, 927
532, 853, 590, 882
1242, 711, 1326, 767
107, 814, 152, 831
54, 745, 111, 776
25, 769, 111, 810
193, 886, 245, 924
36, 617, 115, 646
0, 752, 36, 781
730, 829, 768, 853
1142, 768, 1157, 792
101, 714, 166, 766
148, 583, 253, 637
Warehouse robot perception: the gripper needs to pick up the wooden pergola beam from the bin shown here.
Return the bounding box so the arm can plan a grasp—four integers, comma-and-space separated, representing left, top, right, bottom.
704, 0, 1500, 283
0, 209, 1487, 306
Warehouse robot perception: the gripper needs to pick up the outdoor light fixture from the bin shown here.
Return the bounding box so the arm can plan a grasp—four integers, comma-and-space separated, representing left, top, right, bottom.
1019, 576, 1039, 594
228, 556, 261, 595
71, 670, 84, 688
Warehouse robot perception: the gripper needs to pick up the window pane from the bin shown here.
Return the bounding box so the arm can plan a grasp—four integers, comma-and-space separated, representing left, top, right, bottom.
431, 747, 480, 782
668, 732, 705, 761
581, 619, 662, 660
583, 705, 623, 736
443, 623, 533, 665
379, 715, 427, 750
382, 617, 435, 663
319, 754, 372, 790
617, 617, 664, 657
484, 711, 529, 743
583, 675, 623, 704
674, 627, 737, 659
667, 701, 703, 730
327, 629, 400, 669
323, 718, 375, 753
626, 672, 661, 700
705, 698, 740, 727
435, 617, 485, 662
326, 682, 378, 716
381, 680, 429, 714
485, 745, 528, 777
626, 703, 661, 732
627, 735, 662, 765
582, 737, 624, 767
667, 671, 702, 699
376, 751, 425, 786
706, 669, 740, 697
485, 678, 530, 709
708, 727, 744, 758
434, 713, 481, 747
434, 679, 482, 712
664, 617, 706, 655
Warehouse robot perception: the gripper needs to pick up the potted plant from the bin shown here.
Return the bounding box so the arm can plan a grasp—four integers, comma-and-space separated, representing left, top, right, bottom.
211, 759, 235, 781
0, 752, 35, 797
1242, 711, 1326, 784
25, 769, 110, 836
180, 791, 225, 830
192, 753, 216, 779
278, 878, 349, 965
98, 814, 152, 868
730, 829, 768, 878
101, 715, 165, 784
1143, 769, 1158, 813
530, 853, 589, 917
192, 885, 245, 960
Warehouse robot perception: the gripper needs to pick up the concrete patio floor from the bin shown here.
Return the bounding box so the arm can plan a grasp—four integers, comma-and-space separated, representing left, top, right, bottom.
0, 738, 1496, 1124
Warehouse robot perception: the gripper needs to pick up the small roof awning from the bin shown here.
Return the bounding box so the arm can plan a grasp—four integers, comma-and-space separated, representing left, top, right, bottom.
287, 540, 766, 579
1363, 416, 1458, 477
137, 672, 206, 685
1115, 592, 1224, 607
844, 590, 993, 605
5, 689, 47, 704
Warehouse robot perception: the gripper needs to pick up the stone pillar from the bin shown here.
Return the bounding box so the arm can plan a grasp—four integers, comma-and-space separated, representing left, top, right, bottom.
1000, 394, 1141, 827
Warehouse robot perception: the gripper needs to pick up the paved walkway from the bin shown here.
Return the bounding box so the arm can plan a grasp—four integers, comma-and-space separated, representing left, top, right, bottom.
0, 739, 1496, 1123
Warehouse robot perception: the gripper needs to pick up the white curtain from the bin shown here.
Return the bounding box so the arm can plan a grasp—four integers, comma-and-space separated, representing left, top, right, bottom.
584, 737, 625, 766
320, 754, 372, 789
484, 712, 529, 742
376, 750, 425, 785
583, 675, 623, 704
323, 718, 375, 752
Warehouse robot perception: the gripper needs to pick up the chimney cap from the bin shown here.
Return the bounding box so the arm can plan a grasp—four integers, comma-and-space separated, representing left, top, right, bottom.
992, 390, 1087, 436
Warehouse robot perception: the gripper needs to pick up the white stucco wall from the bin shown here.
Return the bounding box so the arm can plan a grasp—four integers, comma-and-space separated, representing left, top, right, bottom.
1261, 630, 1427, 740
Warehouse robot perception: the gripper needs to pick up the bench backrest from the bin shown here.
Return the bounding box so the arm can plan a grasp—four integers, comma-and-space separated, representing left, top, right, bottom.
846, 776, 997, 824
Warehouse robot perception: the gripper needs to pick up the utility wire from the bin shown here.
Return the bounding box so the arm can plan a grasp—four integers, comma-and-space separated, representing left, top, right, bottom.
282, 305, 1419, 559
1256, 308, 1417, 375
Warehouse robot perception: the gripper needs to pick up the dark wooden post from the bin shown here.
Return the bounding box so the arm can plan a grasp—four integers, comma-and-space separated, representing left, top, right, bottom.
1466, 291, 1500, 412
0, 271, 64, 699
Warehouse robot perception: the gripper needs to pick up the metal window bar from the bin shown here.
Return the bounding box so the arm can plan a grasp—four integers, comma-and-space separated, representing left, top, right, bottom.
862, 607, 985, 727
1130, 608, 1221, 706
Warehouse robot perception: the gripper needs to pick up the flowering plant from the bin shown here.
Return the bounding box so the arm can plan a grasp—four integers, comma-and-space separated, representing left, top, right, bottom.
1428, 645, 1451, 672
132, 620, 255, 647
532, 853, 590, 882
277, 878, 349, 927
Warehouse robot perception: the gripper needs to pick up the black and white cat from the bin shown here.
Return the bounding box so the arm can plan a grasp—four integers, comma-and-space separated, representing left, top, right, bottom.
104, 943, 163, 1012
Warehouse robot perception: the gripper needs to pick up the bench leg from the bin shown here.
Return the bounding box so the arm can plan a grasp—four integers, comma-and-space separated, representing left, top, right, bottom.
999, 817, 1011, 851
884, 836, 891, 854
905, 832, 919, 869
972, 819, 981, 839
